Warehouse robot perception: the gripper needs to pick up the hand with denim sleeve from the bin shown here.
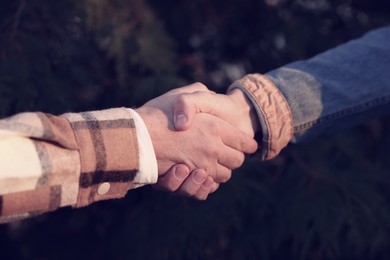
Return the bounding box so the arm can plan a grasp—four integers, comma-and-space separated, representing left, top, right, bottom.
173, 88, 260, 138
172, 26, 390, 163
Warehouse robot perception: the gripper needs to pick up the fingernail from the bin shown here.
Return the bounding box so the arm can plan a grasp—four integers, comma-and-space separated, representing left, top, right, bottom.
174, 166, 188, 180
174, 113, 187, 127
193, 170, 206, 184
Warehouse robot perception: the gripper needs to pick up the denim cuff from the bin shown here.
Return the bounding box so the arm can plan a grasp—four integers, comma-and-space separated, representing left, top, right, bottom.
228, 74, 293, 160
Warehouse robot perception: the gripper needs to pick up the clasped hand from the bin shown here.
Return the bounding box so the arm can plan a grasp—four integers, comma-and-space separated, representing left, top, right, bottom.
136, 83, 259, 199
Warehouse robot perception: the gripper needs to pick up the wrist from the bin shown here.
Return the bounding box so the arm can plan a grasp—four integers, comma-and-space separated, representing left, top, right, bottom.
135, 107, 174, 176
228, 89, 259, 137
128, 108, 158, 183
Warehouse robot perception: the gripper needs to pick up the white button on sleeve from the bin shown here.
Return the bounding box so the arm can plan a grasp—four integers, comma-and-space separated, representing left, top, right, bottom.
98, 182, 110, 195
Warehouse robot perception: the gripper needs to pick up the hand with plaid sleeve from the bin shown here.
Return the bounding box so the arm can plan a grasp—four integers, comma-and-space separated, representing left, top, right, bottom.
0, 83, 257, 223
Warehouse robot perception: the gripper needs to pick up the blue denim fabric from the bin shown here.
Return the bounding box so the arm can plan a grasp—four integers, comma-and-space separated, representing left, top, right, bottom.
265, 26, 390, 143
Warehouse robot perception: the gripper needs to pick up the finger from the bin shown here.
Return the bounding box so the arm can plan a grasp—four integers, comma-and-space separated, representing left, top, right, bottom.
173, 93, 199, 131
216, 147, 246, 170
218, 120, 258, 154
199, 115, 257, 165
153, 164, 190, 192
177, 169, 207, 196
193, 176, 214, 200
212, 165, 232, 183
172, 85, 216, 131
210, 182, 220, 193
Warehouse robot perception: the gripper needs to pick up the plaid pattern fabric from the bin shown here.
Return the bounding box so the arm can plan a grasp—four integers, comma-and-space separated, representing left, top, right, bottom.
0, 108, 139, 223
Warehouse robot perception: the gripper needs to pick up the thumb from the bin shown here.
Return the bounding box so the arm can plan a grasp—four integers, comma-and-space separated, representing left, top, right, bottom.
173, 94, 197, 131
173, 91, 219, 131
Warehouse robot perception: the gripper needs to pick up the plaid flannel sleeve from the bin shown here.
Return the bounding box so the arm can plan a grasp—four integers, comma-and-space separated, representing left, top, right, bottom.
0, 108, 141, 223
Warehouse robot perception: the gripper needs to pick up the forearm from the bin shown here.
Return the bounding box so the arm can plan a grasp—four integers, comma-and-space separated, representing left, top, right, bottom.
0, 108, 147, 223
229, 26, 390, 159
266, 26, 390, 143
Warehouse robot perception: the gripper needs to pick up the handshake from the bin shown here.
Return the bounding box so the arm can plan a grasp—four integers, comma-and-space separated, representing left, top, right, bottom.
136, 82, 260, 200
0, 73, 293, 223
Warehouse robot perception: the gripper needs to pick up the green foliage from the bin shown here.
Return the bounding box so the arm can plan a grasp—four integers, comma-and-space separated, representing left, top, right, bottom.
0, 0, 181, 115
0, 0, 390, 259
85, 0, 178, 86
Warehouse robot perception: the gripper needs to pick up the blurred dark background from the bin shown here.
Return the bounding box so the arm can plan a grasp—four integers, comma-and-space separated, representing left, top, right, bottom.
1, 0, 390, 259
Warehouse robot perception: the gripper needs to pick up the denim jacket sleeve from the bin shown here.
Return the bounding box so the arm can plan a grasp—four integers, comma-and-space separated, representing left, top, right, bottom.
228, 26, 390, 160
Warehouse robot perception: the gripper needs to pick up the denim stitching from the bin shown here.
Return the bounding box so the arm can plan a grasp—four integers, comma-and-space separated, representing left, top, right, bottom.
295, 94, 390, 131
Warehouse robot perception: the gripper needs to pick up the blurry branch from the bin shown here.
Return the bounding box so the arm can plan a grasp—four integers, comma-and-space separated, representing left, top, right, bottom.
85, 0, 177, 88
10, 0, 26, 38
0, 0, 26, 39
291, 152, 329, 183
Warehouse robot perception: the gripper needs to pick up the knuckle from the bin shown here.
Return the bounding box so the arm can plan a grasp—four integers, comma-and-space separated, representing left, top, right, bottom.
195, 194, 207, 201
210, 183, 219, 193
250, 139, 258, 151
175, 94, 190, 106
247, 139, 258, 153
180, 189, 195, 197
205, 146, 219, 159
215, 170, 232, 183
238, 153, 245, 165
240, 137, 258, 154
193, 82, 207, 91
208, 121, 220, 135
164, 182, 179, 192
205, 166, 217, 181
209, 183, 219, 194
232, 153, 245, 169
238, 138, 246, 150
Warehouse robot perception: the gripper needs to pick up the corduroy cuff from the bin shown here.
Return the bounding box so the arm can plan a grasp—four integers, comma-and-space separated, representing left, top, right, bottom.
228, 74, 293, 160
